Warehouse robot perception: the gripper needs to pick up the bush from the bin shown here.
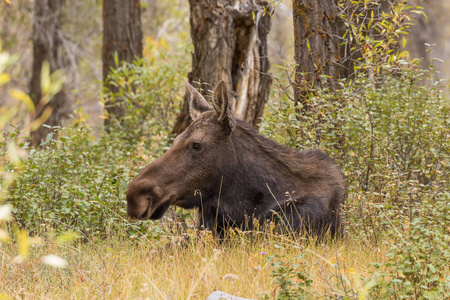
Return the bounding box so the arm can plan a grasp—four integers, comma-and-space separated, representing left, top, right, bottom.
5, 126, 163, 238
102, 42, 191, 144
7, 45, 192, 238
262, 252, 315, 299
382, 195, 450, 299
260, 57, 449, 299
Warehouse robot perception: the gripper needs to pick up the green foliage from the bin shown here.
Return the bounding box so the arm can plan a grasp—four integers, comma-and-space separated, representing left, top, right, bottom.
0, 48, 79, 300
6, 41, 193, 239
382, 195, 450, 299
103, 42, 191, 143
337, 0, 420, 76
261, 2, 449, 297
5, 125, 166, 239
262, 252, 315, 299
263, 58, 449, 300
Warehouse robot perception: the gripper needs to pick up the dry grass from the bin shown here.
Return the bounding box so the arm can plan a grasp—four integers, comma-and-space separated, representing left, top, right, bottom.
1, 226, 388, 299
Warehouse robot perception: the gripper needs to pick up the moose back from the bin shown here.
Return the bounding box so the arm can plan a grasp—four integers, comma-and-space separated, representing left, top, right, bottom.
127, 81, 345, 236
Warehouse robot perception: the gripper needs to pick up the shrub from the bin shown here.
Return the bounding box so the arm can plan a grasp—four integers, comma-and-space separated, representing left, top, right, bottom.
6, 38, 193, 238
262, 252, 315, 299
261, 37, 449, 300
382, 195, 450, 299
6, 126, 147, 238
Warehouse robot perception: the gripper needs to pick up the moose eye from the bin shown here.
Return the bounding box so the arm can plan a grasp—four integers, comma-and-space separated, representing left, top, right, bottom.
192, 142, 202, 151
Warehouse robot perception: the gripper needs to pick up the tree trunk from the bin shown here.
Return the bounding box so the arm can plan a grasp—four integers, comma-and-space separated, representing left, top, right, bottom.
102, 0, 143, 128
292, 0, 344, 110
172, 0, 273, 135
29, 0, 69, 146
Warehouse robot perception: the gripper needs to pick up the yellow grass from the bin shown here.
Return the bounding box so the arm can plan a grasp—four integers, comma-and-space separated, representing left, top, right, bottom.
1, 227, 388, 299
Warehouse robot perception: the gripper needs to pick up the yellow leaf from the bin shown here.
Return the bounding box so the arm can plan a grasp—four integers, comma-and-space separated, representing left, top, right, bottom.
159, 38, 169, 50
17, 229, 30, 260
0, 229, 10, 242
4, 0, 11, 5
47, 69, 65, 101
0, 293, 12, 300
9, 89, 35, 112
0, 106, 17, 129
56, 231, 80, 244
0, 73, 10, 85
40, 61, 51, 95
30, 106, 53, 131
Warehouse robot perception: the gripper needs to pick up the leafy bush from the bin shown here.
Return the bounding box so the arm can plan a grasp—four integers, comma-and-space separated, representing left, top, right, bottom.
5, 126, 156, 238
261, 55, 449, 300
102, 41, 191, 143
382, 195, 450, 299
261, 3, 449, 290
260, 252, 315, 299
6, 48, 192, 238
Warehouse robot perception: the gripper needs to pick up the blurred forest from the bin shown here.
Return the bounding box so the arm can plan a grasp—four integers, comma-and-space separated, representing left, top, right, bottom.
1, 0, 449, 133
1, 0, 191, 132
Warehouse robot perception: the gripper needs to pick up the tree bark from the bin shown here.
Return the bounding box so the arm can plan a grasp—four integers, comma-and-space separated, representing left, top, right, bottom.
102, 0, 143, 128
29, 0, 69, 146
172, 0, 273, 135
292, 0, 344, 110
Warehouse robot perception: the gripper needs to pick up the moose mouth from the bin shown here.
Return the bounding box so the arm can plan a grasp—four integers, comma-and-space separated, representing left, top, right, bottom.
149, 201, 171, 219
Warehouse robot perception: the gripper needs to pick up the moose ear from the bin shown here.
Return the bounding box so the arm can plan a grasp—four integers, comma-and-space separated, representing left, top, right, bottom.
212, 80, 236, 133
185, 80, 212, 120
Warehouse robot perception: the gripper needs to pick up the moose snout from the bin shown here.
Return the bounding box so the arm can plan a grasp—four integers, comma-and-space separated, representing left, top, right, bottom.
126, 179, 165, 220
126, 194, 151, 220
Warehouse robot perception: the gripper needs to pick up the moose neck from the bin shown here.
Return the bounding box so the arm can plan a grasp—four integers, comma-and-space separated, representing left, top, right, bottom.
218, 121, 302, 214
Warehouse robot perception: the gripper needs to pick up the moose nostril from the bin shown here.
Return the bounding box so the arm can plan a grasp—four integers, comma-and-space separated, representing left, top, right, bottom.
126, 180, 164, 219
139, 202, 151, 220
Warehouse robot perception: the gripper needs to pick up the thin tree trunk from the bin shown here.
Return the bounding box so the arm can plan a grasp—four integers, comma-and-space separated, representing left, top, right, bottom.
172, 0, 273, 135
292, 0, 344, 110
102, 0, 143, 128
30, 0, 69, 146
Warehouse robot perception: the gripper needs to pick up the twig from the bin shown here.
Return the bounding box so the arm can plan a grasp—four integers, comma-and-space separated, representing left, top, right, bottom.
314, 247, 335, 294
76, 269, 106, 300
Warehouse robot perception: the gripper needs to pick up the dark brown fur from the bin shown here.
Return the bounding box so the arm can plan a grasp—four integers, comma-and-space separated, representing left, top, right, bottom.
127, 81, 345, 236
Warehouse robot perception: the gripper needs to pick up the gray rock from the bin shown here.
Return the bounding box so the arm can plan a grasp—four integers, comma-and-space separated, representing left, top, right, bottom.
206, 291, 255, 300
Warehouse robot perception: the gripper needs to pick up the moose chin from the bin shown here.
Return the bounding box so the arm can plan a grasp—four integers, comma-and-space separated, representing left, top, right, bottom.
126, 80, 345, 237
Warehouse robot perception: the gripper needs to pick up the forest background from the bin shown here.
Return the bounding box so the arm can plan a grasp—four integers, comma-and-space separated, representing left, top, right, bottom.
0, 0, 449, 299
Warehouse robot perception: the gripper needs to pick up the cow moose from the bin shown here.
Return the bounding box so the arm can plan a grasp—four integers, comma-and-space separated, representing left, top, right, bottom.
126, 80, 345, 237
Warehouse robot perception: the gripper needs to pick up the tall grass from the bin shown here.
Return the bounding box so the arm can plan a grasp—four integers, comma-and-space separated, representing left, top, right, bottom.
1, 225, 387, 299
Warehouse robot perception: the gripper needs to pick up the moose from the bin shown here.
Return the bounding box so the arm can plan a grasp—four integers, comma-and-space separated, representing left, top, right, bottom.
127, 81, 345, 237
